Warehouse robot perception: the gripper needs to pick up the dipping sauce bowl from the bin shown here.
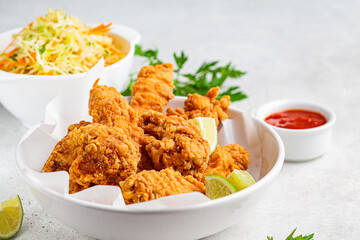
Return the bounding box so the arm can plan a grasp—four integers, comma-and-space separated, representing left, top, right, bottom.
256, 100, 336, 161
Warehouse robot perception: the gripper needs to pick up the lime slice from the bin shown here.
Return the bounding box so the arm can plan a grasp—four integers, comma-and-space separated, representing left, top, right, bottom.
205, 174, 238, 200
0, 195, 23, 239
188, 117, 218, 153
227, 169, 256, 191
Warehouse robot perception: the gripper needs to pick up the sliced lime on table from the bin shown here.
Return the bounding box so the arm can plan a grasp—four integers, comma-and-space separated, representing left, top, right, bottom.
0, 195, 23, 239
188, 117, 218, 153
205, 174, 239, 200
227, 169, 256, 191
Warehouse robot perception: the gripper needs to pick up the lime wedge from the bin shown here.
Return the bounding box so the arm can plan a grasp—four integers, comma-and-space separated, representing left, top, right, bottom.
205, 174, 238, 200
0, 195, 23, 239
227, 169, 256, 191
188, 117, 218, 153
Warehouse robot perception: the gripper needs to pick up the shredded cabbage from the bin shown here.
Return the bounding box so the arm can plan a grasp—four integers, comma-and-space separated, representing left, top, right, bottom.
0, 9, 125, 75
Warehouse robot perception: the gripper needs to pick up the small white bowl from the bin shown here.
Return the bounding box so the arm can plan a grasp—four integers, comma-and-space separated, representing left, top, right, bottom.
0, 24, 140, 127
16, 97, 285, 240
256, 99, 336, 161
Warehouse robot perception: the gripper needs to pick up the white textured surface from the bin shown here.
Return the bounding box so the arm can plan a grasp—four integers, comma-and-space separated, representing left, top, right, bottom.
0, 0, 359, 239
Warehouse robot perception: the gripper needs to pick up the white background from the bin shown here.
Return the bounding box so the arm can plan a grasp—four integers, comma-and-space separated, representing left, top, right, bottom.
0, 0, 359, 239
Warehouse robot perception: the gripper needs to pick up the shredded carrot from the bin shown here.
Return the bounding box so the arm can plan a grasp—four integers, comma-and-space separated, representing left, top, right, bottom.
17, 57, 27, 67
87, 23, 112, 35
2, 30, 23, 54
49, 54, 56, 62
6, 48, 18, 57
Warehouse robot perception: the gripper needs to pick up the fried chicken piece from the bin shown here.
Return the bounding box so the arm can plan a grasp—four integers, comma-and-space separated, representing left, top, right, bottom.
166, 86, 230, 126
43, 122, 102, 173
69, 132, 140, 193
89, 79, 144, 143
165, 107, 188, 120
205, 144, 249, 178
140, 110, 210, 180
119, 168, 205, 204
130, 63, 174, 113
42, 123, 140, 193
137, 147, 154, 171
67, 120, 91, 132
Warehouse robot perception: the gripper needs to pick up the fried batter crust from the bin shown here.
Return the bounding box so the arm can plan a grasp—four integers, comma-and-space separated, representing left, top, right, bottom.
205, 144, 249, 178
166, 86, 230, 126
140, 110, 210, 181
42, 123, 140, 193
89, 79, 144, 143
119, 168, 205, 204
130, 63, 174, 113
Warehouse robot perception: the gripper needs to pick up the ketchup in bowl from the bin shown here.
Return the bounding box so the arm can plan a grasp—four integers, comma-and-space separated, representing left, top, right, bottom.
265, 109, 326, 129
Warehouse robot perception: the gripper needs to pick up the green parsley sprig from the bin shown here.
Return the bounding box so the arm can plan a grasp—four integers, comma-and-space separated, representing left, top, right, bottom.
121, 45, 247, 102
267, 228, 315, 240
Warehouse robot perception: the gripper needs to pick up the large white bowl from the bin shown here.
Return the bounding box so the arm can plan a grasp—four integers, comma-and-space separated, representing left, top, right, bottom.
0, 24, 140, 127
16, 97, 284, 240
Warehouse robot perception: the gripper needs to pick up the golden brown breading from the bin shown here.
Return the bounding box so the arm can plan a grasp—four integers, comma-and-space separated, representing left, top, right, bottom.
140, 110, 210, 180
205, 144, 249, 178
67, 120, 91, 132
88, 79, 144, 143
166, 86, 230, 126
130, 64, 174, 113
165, 107, 188, 120
43, 122, 105, 173
137, 147, 154, 171
69, 134, 140, 193
119, 168, 205, 204
42, 123, 140, 193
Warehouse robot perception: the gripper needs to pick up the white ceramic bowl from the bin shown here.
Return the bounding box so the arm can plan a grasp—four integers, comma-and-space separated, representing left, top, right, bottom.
0, 24, 140, 127
256, 99, 336, 161
16, 97, 284, 240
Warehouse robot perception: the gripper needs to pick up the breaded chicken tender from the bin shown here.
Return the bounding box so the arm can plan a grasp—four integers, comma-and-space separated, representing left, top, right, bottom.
119, 168, 205, 204
43, 123, 140, 193
43, 122, 97, 173
205, 144, 249, 178
89, 79, 144, 143
166, 86, 230, 126
130, 63, 174, 113
140, 110, 210, 180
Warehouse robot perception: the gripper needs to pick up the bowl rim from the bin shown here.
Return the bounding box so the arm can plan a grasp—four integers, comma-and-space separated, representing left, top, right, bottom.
255, 99, 336, 133
16, 99, 285, 214
0, 24, 138, 80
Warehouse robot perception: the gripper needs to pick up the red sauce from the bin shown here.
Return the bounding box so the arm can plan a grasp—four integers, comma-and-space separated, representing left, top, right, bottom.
265, 109, 327, 129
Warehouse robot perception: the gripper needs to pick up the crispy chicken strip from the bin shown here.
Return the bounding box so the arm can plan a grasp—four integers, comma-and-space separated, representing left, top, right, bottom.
42, 123, 140, 193
89, 79, 144, 143
130, 63, 174, 113
43, 121, 97, 173
166, 86, 230, 126
140, 110, 210, 180
205, 144, 249, 178
119, 168, 205, 204
69, 132, 140, 193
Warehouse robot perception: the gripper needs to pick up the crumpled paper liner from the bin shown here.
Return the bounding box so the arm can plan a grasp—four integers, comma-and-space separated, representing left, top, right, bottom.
16, 62, 262, 208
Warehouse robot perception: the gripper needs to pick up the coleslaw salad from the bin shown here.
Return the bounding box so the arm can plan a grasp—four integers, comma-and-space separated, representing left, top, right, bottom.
0, 9, 125, 75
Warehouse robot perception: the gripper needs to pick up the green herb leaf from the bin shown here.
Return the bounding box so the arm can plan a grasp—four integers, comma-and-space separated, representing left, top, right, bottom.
121, 75, 135, 96
135, 45, 163, 65
267, 228, 314, 240
127, 45, 247, 102
173, 51, 188, 73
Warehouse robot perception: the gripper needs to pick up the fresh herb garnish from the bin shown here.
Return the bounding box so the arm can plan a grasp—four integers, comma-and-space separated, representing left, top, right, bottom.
267, 228, 315, 240
122, 45, 247, 102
